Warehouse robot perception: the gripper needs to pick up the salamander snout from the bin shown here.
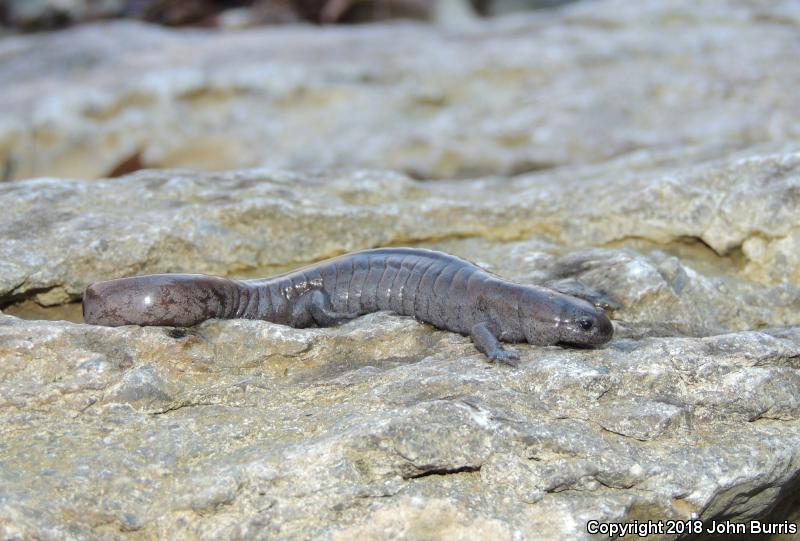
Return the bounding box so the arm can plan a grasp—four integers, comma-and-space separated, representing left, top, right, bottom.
557, 300, 614, 347
573, 309, 613, 345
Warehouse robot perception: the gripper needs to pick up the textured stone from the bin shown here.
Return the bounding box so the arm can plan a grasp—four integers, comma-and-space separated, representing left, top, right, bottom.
0, 153, 799, 539
2, 0, 800, 538
0, 311, 798, 539
2, 150, 799, 331
1, 0, 800, 181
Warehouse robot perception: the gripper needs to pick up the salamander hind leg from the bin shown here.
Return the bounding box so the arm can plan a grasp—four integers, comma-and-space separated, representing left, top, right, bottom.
298, 289, 361, 327
470, 321, 520, 367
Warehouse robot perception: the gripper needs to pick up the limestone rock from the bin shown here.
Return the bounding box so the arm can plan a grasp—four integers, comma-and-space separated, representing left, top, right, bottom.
1, 149, 799, 538
1, 0, 800, 538
2, 150, 799, 325
0, 310, 798, 539
2, 0, 800, 181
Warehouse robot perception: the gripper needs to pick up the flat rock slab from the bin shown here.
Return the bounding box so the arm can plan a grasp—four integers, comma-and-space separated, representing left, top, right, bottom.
1, 312, 799, 540
1, 149, 799, 333
1, 0, 800, 538
0, 149, 799, 539
1, 0, 800, 180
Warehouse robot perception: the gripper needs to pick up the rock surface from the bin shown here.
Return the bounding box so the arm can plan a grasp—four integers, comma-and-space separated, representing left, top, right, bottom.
1, 310, 799, 540
2, 149, 799, 324
1, 149, 800, 539
1, 0, 800, 181
2, 1, 800, 540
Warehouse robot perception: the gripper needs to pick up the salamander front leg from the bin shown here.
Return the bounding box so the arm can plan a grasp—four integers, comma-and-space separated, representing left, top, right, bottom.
293, 289, 361, 327
470, 321, 520, 367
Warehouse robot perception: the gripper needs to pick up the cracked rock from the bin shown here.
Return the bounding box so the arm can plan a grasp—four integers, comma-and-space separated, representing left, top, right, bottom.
1, 155, 800, 541
1, 0, 800, 539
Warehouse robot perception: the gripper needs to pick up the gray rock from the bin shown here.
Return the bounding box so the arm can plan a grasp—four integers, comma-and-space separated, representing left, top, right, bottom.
0, 309, 798, 539
0, 151, 799, 539
104, 364, 173, 407
1, 0, 800, 181
2, 151, 799, 327
1, 0, 799, 538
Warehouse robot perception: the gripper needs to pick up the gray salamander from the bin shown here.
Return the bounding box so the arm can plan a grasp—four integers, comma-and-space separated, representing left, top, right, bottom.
82, 248, 613, 366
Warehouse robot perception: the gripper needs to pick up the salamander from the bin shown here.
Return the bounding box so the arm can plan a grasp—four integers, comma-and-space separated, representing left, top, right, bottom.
82, 248, 613, 366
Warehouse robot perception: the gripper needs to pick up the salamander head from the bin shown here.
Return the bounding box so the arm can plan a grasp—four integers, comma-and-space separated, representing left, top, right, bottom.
556, 296, 613, 346
82, 274, 231, 327
520, 288, 613, 347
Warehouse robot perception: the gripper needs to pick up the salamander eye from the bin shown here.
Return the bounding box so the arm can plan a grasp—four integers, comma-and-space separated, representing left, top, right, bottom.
578, 317, 593, 331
